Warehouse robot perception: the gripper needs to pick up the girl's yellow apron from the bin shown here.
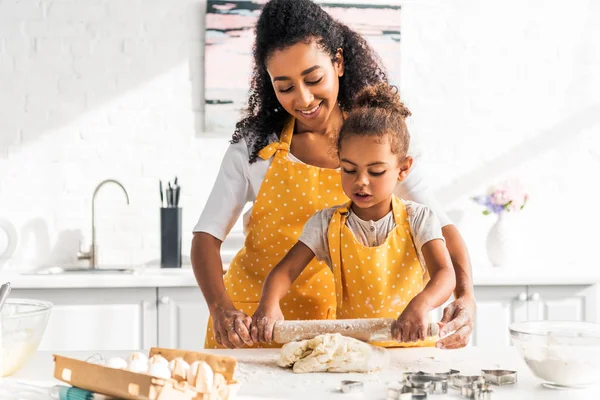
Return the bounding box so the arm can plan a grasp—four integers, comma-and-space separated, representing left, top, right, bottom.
205, 118, 348, 348
327, 195, 435, 347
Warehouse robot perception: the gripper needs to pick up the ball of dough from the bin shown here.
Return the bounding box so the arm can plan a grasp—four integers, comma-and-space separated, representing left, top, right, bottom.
279, 333, 390, 373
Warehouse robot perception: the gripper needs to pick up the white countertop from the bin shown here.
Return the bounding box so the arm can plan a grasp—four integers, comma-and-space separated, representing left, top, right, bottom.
3, 266, 202, 289
6, 347, 600, 399
3, 264, 600, 289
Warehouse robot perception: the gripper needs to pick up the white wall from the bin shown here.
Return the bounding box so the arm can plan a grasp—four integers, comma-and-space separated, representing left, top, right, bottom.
0, 0, 598, 270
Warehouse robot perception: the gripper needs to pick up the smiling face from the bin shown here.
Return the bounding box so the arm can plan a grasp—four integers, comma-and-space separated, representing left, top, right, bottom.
266, 40, 344, 133
339, 134, 412, 220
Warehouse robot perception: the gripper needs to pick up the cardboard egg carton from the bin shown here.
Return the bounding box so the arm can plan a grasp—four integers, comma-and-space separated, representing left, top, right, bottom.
53, 347, 240, 400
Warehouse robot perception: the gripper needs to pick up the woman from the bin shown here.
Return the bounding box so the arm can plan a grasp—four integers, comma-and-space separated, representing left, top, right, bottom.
192, 0, 475, 349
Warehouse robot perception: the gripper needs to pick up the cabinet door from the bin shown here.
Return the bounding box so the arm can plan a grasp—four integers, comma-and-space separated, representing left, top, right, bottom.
527, 285, 599, 322
472, 286, 528, 347
11, 288, 157, 351
157, 287, 210, 350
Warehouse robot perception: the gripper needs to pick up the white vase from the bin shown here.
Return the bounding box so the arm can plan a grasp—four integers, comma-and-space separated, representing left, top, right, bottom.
486, 212, 521, 267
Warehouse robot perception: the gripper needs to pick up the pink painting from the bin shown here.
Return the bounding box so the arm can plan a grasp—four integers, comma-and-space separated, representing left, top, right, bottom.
205, 0, 401, 134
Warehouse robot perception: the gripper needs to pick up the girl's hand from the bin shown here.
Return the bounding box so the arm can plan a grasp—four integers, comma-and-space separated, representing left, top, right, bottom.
211, 304, 254, 348
251, 303, 284, 343
392, 298, 430, 343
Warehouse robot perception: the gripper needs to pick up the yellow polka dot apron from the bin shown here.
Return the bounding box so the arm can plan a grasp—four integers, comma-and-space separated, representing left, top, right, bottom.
327, 195, 435, 347
205, 118, 348, 348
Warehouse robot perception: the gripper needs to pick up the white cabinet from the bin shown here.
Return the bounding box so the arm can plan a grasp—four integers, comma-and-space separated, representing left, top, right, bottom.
157, 287, 210, 350
527, 285, 599, 322
472, 284, 600, 348
15, 283, 598, 352
12, 288, 157, 352
472, 286, 528, 347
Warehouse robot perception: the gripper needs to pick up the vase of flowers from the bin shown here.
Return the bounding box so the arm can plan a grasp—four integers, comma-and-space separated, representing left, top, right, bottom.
473, 179, 529, 267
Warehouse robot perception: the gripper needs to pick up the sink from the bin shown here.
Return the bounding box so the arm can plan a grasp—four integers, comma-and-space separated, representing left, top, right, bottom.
24, 266, 136, 275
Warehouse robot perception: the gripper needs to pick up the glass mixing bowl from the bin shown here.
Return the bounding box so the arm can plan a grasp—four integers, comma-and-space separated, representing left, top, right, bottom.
1, 298, 52, 377
509, 320, 600, 389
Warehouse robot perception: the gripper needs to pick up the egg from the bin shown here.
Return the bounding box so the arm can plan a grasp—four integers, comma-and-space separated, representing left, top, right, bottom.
168, 357, 190, 382
148, 354, 169, 369
128, 359, 149, 373
147, 363, 172, 380
213, 372, 226, 390
127, 351, 148, 364
106, 357, 128, 370
188, 360, 214, 392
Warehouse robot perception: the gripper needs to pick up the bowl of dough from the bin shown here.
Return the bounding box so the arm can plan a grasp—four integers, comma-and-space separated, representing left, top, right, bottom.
1, 298, 52, 377
509, 320, 600, 389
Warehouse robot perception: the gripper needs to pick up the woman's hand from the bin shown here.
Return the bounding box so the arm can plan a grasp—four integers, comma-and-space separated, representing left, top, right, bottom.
211, 304, 254, 349
392, 298, 430, 343
437, 295, 476, 349
251, 303, 284, 344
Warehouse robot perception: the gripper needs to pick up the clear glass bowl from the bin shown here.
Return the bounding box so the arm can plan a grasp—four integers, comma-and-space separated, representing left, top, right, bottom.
1, 298, 52, 377
509, 320, 600, 389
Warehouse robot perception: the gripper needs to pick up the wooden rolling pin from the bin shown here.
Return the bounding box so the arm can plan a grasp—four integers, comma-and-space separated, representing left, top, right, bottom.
272, 318, 439, 344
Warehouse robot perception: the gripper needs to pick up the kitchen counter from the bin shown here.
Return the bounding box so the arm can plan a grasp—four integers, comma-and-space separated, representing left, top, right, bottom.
3, 266, 202, 289
3, 264, 600, 289
7, 347, 600, 399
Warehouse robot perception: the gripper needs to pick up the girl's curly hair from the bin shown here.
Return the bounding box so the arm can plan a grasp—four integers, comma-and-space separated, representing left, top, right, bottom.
339, 83, 411, 158
230, 0, 388, 163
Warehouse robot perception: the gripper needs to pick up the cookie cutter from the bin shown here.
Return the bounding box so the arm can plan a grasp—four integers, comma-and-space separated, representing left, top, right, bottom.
406, 375, 433, 390
481, 369, 517, 386
460, 382, 492, 399
426, 376, 448, 395
414, 369, 460, 379
340, 380, 363, 393
401, 385, 428, 400
387, 383, 428, 400
406, 374, 448, 395
408, 389, 428, 400
450, 374, 486, 389
399, 371, 414, 383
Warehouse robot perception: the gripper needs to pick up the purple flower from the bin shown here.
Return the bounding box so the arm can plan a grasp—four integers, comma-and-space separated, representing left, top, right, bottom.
472, 179, 528, 215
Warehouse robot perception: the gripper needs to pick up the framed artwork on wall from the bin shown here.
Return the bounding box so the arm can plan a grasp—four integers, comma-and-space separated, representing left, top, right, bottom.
204, 0, 401, 134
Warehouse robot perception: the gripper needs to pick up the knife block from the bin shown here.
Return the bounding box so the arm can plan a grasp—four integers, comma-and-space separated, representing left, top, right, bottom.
160, 207, 182, 268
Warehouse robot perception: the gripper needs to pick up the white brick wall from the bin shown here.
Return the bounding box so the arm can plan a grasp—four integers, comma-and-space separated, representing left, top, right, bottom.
0, 0, 599, 270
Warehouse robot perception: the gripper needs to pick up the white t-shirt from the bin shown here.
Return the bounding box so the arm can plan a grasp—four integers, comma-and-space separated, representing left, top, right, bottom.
193, 138, 451, 241
298, 200, 445, 272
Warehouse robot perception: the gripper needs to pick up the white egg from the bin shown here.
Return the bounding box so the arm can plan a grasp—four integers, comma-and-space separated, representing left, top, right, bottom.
147, 363, 172, 380
128, 359, 149, 373
127, 351, 149, 364
148, 354, 169, 369
213, 372, 226, 390
188, 360, 214, 392
168, 357, 190, 381
106, 357, 128, 370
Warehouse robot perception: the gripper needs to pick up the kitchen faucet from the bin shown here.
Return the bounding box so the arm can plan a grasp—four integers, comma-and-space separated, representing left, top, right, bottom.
77, 179, 130, 268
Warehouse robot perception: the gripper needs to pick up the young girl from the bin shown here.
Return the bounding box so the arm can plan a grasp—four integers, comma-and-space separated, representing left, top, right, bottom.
251, 84, 456, 346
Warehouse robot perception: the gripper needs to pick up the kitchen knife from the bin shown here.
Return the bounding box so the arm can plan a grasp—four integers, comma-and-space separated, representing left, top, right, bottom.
159, 180, 164, 208
272, 318, 439, 344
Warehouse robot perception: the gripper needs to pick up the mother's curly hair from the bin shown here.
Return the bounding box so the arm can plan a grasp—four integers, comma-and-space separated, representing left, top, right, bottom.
231, 0, 388, 163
